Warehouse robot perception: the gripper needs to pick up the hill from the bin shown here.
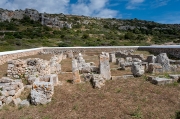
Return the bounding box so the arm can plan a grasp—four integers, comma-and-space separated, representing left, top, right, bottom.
0, 8, 180, 51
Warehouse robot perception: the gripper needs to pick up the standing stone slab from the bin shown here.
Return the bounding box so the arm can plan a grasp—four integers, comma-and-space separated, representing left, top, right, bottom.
156, 53, 170, 72
99, 52, 111, 80
109, 53, 116, 63
72, 59, 81, 83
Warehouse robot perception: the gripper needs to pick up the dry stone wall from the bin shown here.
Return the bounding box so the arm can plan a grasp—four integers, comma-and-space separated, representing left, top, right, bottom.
0, 77, 24, 108
0, 48, 43, 65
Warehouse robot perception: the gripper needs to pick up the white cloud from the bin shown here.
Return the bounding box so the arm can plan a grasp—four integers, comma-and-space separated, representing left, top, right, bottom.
70, 0, 119, 18
0, 0, 70, 14
126, 0, 145, 9
151, 0, 170, 8
0, 0, 119, 18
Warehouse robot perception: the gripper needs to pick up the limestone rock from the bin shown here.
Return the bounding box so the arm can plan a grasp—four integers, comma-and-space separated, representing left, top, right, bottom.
72, 59, 81, 83
151, 77, 172, 85
92, 74, 105, 89
156, 53, 170, 71
109, 53, 116, 63
146, 55, 156, 63
31, 82, 54, 105
148, 63, 162, 73
131, 62, 144, 77
20, 99, 30, 107
12, 98, 22, 107
27, 76, 40, 85
99, 52, 111, 80
0, 77, 13, 83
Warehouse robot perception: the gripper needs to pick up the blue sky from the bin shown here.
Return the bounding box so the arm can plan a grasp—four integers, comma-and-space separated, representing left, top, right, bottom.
0, 0, 180, 24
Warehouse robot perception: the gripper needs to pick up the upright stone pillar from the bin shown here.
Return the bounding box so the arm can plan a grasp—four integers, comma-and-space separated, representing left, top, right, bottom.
99, 52, 111, 80
156, 53, 170, 72
109, 53, 116, 63
72, 58, 81, 83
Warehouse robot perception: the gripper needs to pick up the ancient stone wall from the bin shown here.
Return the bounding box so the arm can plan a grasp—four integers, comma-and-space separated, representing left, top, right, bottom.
0, 48, 43, 65
0, 46, 180, 66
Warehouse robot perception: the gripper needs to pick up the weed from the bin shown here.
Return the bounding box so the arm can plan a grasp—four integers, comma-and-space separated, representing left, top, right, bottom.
67, 79, 73, 83
72, 104, 79, 111
130, 106, 143, 118
175, 111, 180, 119
115, 88, 121, 93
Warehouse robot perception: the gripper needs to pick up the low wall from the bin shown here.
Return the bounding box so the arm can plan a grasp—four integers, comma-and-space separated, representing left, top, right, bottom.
138, 46, 180, 58
42, 46, 139, 54
0, 48, 43, 65
0, 45, 180, 65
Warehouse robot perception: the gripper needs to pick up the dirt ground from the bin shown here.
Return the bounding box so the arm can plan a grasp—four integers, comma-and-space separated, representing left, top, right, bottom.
0, 52, 180, 119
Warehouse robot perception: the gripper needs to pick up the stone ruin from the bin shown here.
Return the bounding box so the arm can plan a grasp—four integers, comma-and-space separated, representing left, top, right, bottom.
31, 81, 54, 105
1, 48, 180, 109
0, 54, 64, 109
7, 54, 62, 79
0, 77, 24, 109
71, 52, 111, 88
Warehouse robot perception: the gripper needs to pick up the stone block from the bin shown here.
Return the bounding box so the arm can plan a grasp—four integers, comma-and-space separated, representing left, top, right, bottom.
156, 53, 170, 72
100, 52, 111, 80
20, 99, 30, 107
72, 59, 81, 83
31, 82, 54, 105
146, 55, 156, 63
92, 74, 105, 89
131, 62, 144, 77
12, 98, 22, 107
150, 77, 172, 85
109, 53, 116, 63
148, 63, 163, 73
49, 74, 59, 86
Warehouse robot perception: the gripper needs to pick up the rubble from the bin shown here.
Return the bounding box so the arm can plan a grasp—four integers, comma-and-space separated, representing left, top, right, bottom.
31, 81, 54, 105
0, 77, 24, 108
91, 74, 105, 89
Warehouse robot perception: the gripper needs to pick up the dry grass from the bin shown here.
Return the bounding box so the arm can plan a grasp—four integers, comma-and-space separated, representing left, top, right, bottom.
0, 52, 180, 119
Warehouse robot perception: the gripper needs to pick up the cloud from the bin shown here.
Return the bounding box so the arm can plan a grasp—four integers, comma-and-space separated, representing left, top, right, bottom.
0, 0, 119, 18
0, 0, 70, 14
70, 0, 119, 18
151, 0, 170, 8
126, 0, 145, 9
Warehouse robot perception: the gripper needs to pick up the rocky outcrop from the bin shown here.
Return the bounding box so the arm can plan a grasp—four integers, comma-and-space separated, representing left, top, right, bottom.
0, 8, 72, 29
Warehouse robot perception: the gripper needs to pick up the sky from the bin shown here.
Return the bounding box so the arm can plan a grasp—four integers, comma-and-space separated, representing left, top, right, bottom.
0, 0, 180, 24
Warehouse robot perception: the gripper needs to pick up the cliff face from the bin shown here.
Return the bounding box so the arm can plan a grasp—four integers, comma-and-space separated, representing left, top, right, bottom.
0, 8, 72, 29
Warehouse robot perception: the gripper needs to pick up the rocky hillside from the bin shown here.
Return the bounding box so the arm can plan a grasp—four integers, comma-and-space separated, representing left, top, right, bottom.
0, 8, 180, 51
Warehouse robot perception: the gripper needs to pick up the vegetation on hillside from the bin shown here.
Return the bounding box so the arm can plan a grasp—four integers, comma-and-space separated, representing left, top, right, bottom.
0, 15, 180, 51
